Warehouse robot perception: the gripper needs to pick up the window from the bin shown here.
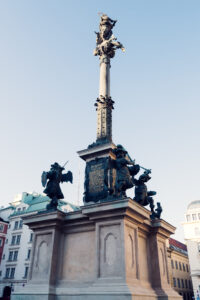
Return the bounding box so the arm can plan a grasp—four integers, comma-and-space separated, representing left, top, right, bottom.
185, 279, 188, 288
192, 214, 197, 221
8, 251, 13, 261
183, 263, 185, 271
186, 264, 189, 272
175, 261, 178, 269
179, 262, 182, 270
24, 266, 29, 278
0, 238, 3, 247
182, 279, 184, 288
5, 268, 10, 278
16, 235, 21, 245
8, 250, 18, 261
8, 224, 11, 229
0, 224, 4, 232
177, 278, 181, 288
3, 254, 5, 260
171, 260, 174, 269
11, 235, 16, 245
27, 249, 31, 260
189, 280, 192, 289
186, 215, 191, 222
0, 271, 2, 276
13, 250, 18, 261
29, 233, 33, 242
23, 207, 26, 211
173, 277, 176, 287
10, 267, 15, 279
17, 208, 21, 211
5, 239, 8, 244
14, 221, 19, 230
19, 220, 23, 229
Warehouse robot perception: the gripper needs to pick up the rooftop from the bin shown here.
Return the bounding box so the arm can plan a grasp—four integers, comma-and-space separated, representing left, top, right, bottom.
10, 192, 79, 217
0, 217, 8, 223
169, 238, 188, 255
187, 200, 200, 210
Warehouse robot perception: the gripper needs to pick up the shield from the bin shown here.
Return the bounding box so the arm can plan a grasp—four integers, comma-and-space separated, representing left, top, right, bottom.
41, 171, 48, 187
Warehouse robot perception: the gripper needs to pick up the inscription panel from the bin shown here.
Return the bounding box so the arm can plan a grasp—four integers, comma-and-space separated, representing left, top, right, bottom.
84, 157, 109, 202
89, 163, 104, 193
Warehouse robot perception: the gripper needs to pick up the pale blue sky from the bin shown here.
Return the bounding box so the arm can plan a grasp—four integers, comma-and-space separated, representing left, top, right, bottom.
0, 0, 199, 241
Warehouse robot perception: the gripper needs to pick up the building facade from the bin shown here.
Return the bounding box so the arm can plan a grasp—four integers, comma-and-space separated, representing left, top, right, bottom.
0, 192, 78, 298
183, 200, 200, 300
167, 238, 193, 300
0, 218, 8, 265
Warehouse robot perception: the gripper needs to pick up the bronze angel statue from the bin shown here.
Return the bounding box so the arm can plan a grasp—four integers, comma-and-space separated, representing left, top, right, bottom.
41, 162, 73, 210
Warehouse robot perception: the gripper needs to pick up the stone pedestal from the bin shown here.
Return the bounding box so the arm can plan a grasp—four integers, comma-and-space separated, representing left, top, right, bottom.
12, 199, 182, 300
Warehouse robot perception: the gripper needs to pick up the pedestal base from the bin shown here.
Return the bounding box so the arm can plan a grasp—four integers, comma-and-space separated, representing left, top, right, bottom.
12, 199, 181, 300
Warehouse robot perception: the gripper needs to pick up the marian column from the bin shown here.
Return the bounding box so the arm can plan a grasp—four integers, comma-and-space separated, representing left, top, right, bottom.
78, 15, 125, 204
94, 14, 124, 142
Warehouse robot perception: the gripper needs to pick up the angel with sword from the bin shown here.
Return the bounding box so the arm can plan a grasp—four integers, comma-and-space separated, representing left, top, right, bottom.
41, 161, 73, 210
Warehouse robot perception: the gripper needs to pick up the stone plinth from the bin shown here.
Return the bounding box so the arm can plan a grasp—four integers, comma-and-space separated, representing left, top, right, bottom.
12, 199, 182, 300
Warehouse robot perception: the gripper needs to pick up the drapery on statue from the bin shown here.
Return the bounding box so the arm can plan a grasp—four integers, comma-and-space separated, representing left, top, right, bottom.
93, 14, 125, 58
41, 162, 73, 210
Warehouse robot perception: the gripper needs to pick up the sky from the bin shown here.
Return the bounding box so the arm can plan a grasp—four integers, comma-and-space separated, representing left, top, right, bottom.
0, 0, 199, 242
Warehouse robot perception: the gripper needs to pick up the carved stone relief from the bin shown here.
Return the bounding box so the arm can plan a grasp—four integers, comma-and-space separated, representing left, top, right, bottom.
127, 234, 134, 268
158, 241, 170, 284
32, 233, 52, 281
125, 224, 139, 280
99, 223, 122, 278
138, 235, 149, 283
104, 233, 117, 266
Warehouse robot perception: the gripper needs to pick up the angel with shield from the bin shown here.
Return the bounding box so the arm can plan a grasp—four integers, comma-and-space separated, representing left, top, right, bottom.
41, 162, 73, 210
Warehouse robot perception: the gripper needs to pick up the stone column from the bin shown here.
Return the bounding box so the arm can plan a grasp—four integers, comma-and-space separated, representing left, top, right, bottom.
96, 55, 113, 142
99, 56, 110, 97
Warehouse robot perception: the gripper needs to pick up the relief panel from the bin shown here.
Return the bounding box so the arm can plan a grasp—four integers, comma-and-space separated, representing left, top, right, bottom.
31, 233, 52, 281
158, 241, 169, 285
125, 225, 138, 280
138, 235, 149, 283
99, 223, 122, 278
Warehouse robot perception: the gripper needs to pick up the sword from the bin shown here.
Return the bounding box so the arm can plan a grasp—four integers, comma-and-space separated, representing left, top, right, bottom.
140, 166, 151, 174
126, 149, 151, 173
62, 161, 69, 168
